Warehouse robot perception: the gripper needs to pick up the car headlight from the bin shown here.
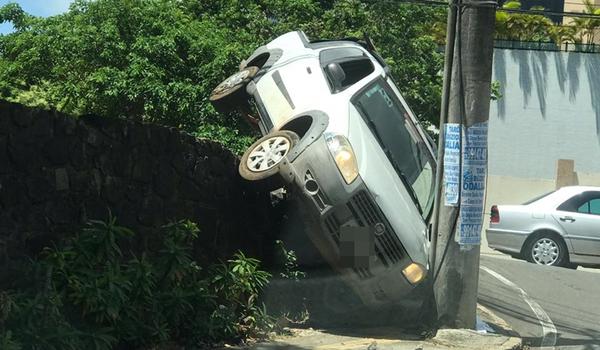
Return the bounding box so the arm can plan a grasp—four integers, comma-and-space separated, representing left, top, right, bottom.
324, 132, 359, 184
402, 263, 426, 285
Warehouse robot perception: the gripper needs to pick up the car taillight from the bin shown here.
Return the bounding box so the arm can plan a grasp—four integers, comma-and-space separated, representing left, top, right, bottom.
490, 205, 500, 223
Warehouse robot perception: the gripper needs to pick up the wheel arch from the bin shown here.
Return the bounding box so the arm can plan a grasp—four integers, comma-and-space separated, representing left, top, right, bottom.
520, 229, 571, 261
276, 110, 329, 163
239, 47, 283, 71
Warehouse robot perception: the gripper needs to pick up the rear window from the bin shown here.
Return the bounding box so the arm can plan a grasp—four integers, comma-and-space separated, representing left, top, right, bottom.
522, 190, 556, 205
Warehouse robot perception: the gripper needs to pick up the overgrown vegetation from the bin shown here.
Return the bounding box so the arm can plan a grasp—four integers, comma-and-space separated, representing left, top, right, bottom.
495, 0, 600, 44
0, 217, 274, 349
0, 0, 445, 145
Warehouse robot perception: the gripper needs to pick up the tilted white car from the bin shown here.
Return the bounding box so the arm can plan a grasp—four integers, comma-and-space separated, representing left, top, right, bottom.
487, 186, 600, 268
210, 31, 436, 306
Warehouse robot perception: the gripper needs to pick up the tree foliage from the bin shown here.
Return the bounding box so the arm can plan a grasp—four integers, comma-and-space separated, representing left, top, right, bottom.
495, 1, 600, 45
0, 0, 445, 137
570, 0, 600, 43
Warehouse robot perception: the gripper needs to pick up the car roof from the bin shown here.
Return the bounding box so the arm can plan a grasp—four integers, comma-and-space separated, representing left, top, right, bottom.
557, 186, 600, 194
528, 186, 600, 208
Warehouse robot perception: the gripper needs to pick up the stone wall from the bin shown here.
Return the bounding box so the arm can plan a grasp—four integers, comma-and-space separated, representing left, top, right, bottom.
0, 101, 276, 267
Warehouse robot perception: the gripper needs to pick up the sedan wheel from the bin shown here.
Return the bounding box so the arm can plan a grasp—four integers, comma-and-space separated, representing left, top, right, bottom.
527, 235, 568, 267
531, 238, 559, 265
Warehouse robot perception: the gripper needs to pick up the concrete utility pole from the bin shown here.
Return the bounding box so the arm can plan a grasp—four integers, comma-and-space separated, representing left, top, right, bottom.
431, 0, 496, 329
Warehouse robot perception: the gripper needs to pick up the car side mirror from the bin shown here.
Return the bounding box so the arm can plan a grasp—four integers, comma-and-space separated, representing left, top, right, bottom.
326, 62, 346, 91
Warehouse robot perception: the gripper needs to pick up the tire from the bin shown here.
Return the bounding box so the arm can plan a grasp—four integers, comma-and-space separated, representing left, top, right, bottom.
525, 233, 569, 267
239, 130, 299, 188
209, 66, 259, 113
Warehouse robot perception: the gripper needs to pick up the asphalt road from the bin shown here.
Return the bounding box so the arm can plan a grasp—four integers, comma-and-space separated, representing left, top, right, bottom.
479, 253, 600, 349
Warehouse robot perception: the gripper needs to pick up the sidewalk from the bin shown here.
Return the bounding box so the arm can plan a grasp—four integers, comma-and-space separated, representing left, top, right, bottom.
233, 304, 521, 350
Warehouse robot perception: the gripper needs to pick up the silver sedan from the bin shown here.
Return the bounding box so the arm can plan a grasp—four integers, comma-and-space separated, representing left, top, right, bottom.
487, 186, 600, 268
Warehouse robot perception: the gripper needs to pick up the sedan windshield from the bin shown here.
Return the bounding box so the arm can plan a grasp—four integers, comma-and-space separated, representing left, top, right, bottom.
353, 79, 435, 220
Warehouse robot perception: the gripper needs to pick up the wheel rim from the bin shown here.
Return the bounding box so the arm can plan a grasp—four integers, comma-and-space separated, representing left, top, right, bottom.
212, 69, 251, 96
246, 136, 291, 172
532, 238, 560, 265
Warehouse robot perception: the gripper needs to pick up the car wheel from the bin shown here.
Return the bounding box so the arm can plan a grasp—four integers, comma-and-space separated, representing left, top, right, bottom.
209, 66, 259, 113
526, 234, 568, 267
239, 130, 299, 187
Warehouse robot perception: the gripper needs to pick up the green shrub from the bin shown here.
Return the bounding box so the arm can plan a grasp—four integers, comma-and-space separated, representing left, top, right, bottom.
0, 217, 273, 349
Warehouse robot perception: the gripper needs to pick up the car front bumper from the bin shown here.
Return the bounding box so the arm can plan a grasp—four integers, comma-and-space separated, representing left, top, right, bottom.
279, 135, 424, 307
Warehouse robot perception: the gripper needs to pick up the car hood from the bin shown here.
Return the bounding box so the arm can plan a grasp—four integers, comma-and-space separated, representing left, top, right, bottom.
347, 104, 429, 268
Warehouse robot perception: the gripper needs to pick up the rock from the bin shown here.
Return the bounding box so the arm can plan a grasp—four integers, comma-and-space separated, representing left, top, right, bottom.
55, 168, 69, 191
0, 137, 9, 174
138, 195, 164, 226
26, 176, 51, 203
12, 107, 34, 127
154, 163, 177, 197
43, 138, 71, 166
103, 176, 126, 204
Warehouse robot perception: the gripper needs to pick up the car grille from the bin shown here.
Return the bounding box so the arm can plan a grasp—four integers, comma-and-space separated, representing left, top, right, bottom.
347, 191, 404, 267
324, 215, 340, 244
322, 190, 405, 280
323, 213, 374, 279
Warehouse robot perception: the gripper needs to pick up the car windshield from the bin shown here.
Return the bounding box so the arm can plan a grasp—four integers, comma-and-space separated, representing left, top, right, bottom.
353, 79, 435, 220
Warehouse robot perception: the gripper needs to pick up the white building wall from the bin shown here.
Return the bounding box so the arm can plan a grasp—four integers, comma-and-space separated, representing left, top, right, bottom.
482, 48, 600, 252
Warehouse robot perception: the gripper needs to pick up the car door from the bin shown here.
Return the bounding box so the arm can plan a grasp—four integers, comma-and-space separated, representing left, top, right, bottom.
553, 191, 600, 256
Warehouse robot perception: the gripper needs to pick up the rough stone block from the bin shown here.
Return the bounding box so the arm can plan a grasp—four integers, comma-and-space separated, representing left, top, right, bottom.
103, 176, 126, 204
0, 112, 11, 135
179, 178, 203, 201
26, 176, 51, 203
83, 198, 111, 222
30, 115, 54, 138
154, 163, 177, 197
0, 137, 9, 174
43, 138, 71, 165
132, 155, 154, 183
45, 198, 73, 224
138, 194, 164, 226
55, 168, 69, 191
7, 140, 38, 172
12, 107, 34, 127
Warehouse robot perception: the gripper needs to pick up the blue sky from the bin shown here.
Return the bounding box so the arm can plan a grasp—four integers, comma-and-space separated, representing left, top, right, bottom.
0, 0, 74, 34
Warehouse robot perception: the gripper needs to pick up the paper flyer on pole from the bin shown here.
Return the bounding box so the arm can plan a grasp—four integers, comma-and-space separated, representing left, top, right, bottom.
458, 121, 488, 245
443, 123, 460, 206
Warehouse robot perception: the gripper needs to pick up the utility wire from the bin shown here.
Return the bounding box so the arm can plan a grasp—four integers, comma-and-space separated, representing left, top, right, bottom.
370, 0, 600, 20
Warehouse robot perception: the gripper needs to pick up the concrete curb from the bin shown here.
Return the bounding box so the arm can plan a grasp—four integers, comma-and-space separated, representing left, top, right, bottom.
231, 304, 523, 350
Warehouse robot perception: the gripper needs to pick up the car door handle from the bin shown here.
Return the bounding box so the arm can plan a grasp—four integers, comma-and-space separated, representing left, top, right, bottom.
559, 216, 576, 222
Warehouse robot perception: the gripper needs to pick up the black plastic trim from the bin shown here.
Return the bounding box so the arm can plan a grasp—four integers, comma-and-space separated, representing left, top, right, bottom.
280, 110, 329, 163
272, 71, 295, 109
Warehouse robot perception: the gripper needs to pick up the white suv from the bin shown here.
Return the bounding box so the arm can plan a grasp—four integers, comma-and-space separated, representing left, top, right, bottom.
210, 31, 436, 307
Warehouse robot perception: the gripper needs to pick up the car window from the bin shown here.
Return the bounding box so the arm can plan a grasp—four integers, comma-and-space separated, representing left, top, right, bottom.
320, 48, 374, 93
320, 47, 364, 62
352, 79, 436, 219
578, 198, 600, 215
578, 202, 590, 213
559, 191, 600, 214
591, 199, 600, 215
